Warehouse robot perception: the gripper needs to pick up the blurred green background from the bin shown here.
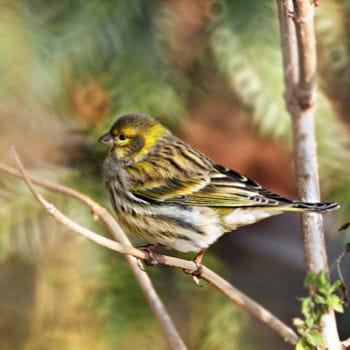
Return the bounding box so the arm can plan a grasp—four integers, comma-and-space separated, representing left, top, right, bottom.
0, 0, 349, 349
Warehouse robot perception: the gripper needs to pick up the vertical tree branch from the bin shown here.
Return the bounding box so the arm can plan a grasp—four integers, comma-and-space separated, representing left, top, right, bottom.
276, 1, 343, 349
293, 0, 317, 107
277, 0, 298, 93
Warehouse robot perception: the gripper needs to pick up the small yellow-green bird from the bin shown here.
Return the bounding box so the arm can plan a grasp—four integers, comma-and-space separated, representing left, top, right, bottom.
99, 113, 338, 265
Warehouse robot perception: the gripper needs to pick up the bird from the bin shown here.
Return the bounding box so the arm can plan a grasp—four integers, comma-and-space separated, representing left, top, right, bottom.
98, 113, 339, 269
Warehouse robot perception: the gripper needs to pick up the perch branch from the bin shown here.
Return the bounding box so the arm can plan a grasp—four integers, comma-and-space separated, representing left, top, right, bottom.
276, 1, 342, 348
0, 156, 299, 346
7, 149, 187, 350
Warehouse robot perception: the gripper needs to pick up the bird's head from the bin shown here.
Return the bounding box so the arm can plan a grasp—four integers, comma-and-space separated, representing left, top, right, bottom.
99, 113, 169, 164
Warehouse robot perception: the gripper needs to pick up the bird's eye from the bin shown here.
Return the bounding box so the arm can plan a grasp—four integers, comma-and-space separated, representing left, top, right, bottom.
118, 134, 127, 141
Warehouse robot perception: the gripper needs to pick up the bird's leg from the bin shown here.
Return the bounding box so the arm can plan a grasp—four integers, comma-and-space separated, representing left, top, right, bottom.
183, 249, 206, 287
192, 249, 206, 277
137, 243, 160, 266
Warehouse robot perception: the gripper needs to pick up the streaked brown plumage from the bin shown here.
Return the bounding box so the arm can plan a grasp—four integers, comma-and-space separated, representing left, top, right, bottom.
99, 113, 339, 255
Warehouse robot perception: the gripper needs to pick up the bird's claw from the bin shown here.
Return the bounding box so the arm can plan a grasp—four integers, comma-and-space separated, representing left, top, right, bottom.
182, 267, 203, 287
192, 275, 203, 287
138, 244, 159, 267
191, 260, 204, 287
183, 250, 206, 287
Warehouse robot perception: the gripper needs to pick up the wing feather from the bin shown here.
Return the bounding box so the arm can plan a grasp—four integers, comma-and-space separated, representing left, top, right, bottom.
130, 163, 291, 208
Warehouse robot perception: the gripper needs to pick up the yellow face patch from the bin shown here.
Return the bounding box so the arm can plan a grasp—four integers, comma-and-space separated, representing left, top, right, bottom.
110, 119, 169, 163
134, 124, 168, 161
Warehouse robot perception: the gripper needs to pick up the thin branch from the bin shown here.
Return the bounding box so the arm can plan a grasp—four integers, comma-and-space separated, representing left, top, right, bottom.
276, 1, 343, 348
276, 0, 298, 108
293, 0, 316, 108
1, 157, 299, 346
6, 150, 188, 350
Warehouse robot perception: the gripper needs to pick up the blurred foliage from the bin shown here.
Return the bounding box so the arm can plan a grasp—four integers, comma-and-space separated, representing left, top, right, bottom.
0, 0, 349, 349
209, 0, 350, 214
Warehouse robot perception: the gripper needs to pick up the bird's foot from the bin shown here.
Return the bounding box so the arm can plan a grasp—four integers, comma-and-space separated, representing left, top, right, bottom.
183, 249, 206, 287
192, 250, 205, 276
137, 244, 160, 267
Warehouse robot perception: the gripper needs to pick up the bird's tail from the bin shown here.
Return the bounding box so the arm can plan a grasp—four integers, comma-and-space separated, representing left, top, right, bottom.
284, 201, 339, 213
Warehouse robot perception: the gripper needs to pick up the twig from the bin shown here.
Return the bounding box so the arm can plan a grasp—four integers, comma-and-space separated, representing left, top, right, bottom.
1, 157, 299, 346
334, 242, 350, 306
0, 163, 187, 349
7, 150, 187, 350
277, 0, 298, 106
292, 0, 316, 108
276, 1, 343, 349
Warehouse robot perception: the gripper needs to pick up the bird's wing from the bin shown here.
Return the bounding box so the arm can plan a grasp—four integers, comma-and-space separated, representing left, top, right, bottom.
130, 177, 210, 203
130, 164, 293, 208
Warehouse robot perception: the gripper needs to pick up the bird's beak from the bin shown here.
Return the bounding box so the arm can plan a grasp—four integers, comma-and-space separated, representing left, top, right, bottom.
98, 132, 114, 147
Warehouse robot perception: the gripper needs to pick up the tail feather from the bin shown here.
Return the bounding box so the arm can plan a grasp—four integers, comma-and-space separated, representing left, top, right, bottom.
291, 201, 339, 212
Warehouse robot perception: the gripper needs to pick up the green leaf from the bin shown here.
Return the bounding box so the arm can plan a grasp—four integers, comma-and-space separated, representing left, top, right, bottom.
316, 271, 330, 287
317, 287, 329, 297
301, 298, 312, 317
305, 330, 325, 347
297, 327, 306, 336
333, 303, 344, 313
314, 294, 327, 304
330, 280, 342, 293
295, 339, 305, 350
296, 337, 312, 350
327, 294, 344, 313
304, 272, 317, 287
304, 317, 314, 329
